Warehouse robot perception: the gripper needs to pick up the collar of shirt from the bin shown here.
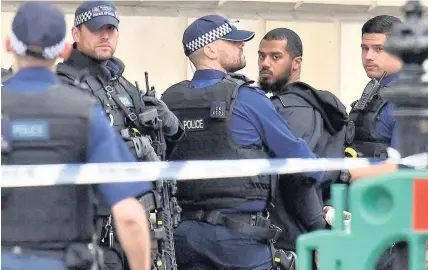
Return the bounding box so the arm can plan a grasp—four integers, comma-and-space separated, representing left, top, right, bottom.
2, 67, 60, 93
106, 60, 120, 78
381, 72, 399, 87
189, 69, 227, 88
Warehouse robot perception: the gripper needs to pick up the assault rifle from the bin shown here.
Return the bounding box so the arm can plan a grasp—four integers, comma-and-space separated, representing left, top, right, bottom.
136, 72, 181, 270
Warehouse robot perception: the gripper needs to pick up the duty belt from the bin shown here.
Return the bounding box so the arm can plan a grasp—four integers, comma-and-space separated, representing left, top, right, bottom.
1, 245, 64, 260
181, 210, 282, 242
2, 242, 104, 270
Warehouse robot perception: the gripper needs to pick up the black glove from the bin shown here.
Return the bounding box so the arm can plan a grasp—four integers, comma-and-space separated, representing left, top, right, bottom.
142, 95, 179, 136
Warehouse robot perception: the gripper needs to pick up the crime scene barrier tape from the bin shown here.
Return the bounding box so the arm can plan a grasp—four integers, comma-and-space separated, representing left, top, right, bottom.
1, 151, 427, 188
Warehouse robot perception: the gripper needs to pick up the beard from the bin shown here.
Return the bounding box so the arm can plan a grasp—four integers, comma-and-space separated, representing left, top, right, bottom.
258, 65, 292, 94
219, 50, 246, 73
259, 77, 290, 93
227, 61, 246, 73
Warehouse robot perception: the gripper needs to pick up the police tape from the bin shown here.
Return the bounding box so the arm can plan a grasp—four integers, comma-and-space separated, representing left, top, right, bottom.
1, 152, 427, 188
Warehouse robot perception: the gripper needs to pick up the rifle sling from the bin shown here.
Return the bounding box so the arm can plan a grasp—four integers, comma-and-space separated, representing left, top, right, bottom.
103, 84, 145, 133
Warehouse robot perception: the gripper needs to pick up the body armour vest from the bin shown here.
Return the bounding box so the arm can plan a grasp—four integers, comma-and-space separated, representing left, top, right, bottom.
161, 74, 275, 211
1, 85, 96, 249
56, 50, 144, 134
56, 50, 146, 215
349, 86, 390, 158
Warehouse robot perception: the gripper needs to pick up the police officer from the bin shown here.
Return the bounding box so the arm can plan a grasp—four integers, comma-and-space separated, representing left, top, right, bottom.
350, 15, 403, 159
1, 2, 152, 270
161, 15, 325, 269
55, 1, 184, 269
349, 15, 403, 270
257, 27, 349, 256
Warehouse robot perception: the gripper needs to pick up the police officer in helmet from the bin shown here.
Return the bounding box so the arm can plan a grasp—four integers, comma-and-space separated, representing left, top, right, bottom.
1, 2, 152, 269
162, 15, 325, 269
55, 1, 184, 269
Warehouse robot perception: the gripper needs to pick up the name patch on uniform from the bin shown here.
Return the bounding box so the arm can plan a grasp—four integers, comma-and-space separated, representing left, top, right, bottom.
11, 120, 50, 141
118, 95, 132, 107
210, 101, 226, 119
183, 118, 205, 131
1, 115, 12, 153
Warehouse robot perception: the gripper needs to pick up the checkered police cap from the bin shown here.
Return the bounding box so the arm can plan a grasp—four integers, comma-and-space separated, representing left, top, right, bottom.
74, 1, 119, 31
10, 2, 66, 60
183, 15, 255, 56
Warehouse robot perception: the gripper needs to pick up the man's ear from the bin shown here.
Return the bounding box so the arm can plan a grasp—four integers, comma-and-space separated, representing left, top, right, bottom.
5, 36, 12, 53
292, 56, 302, 71
204, 44, 217, 60
59, 42, 72, 61
71, 26, 80, 43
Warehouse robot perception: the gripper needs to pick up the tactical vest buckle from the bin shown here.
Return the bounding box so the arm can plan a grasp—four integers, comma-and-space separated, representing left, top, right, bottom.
105, 85, 114, 93
128, 112, 138, 121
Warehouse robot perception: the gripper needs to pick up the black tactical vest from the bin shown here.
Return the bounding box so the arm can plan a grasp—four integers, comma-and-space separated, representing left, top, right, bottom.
162, 74, 276, 211
1, 84, 96, 249
56, 50, 144, 134
56, 50, 147, 215
349, 86, 390, 158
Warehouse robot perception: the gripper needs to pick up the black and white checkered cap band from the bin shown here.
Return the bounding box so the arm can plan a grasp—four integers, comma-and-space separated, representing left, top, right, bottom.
74, 5, 119, 27
185, 23, 233, 55
10, 30, 66, 60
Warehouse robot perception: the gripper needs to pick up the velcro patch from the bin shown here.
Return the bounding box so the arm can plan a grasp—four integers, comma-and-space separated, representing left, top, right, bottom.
182, 118, 205, 131
11, 120, 50, 141
118, 95, 132, 107
210, 101, 226, 119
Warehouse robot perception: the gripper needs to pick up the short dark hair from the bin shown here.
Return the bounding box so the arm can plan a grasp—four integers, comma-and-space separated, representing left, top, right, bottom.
362, 15, 402, 36
262, 28, 303, 58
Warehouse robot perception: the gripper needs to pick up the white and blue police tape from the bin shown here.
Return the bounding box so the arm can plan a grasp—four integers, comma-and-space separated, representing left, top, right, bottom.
2, 150, 427, 188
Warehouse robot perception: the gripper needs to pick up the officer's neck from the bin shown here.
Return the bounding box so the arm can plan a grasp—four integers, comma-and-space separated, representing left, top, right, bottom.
196, 62, 227, 73
13, 59, 55, 73
73, 48, 109, 66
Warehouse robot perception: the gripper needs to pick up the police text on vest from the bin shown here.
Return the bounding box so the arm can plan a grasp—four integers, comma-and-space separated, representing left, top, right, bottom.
11, 120, 50, 141
183, 118, 205, 131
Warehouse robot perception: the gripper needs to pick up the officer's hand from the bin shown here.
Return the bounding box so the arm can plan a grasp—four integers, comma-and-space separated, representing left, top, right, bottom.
323, 206, 351, 231
142, 95, 179, 136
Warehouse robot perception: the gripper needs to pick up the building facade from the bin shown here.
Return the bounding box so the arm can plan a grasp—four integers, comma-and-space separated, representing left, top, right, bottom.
1, 0, 418, 110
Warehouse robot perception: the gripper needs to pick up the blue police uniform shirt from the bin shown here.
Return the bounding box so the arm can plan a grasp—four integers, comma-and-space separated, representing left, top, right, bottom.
187, 69, 324, 212
377, 73, 398, 148
2, 67, 152, 207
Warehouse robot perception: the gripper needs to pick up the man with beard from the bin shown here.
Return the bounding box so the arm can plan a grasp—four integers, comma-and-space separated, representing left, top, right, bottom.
258, 28, 350, 259
258, 26, 409, 268
55, 1, 184, 269
161, 15, 325, 269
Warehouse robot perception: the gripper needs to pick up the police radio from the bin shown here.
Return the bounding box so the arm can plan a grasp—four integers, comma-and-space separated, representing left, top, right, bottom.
352, 71, 387, 112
